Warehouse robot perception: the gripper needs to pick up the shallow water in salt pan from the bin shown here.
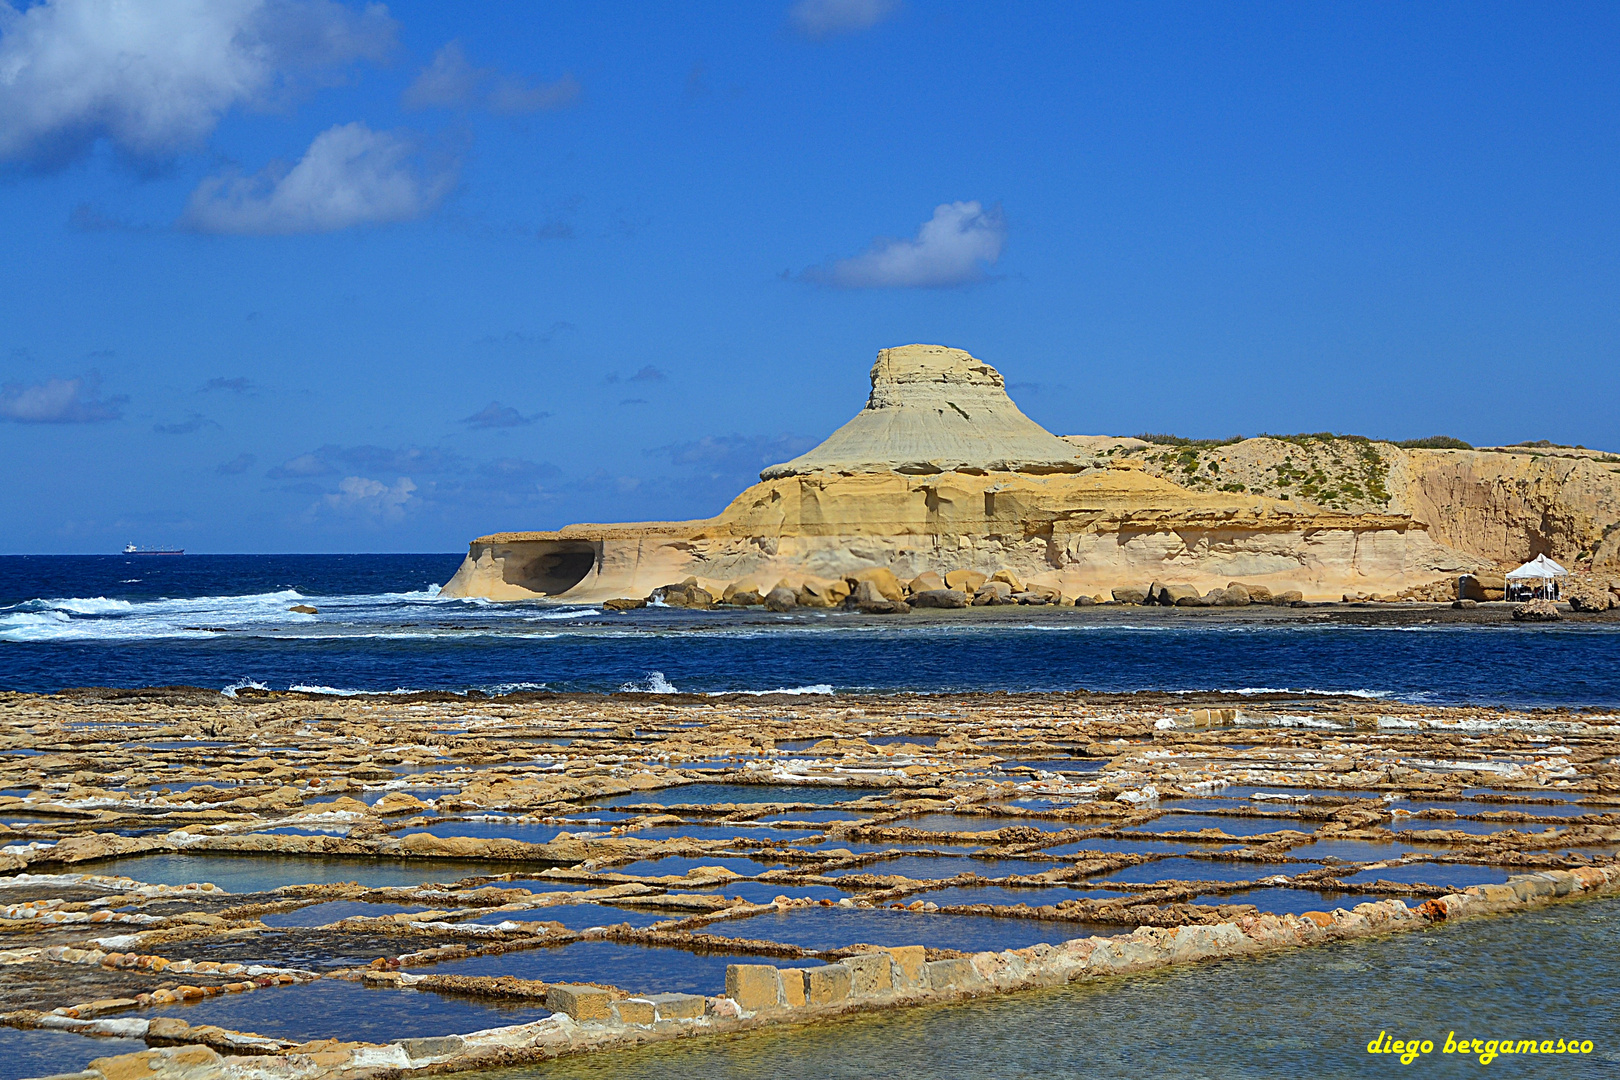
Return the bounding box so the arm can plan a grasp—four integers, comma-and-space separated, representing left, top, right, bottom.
701, 906, 1114, 953
418, 940, 825, 996
62, 854, 569, 892
1095, 858, 1321, 885
1194, 887, 1396, 914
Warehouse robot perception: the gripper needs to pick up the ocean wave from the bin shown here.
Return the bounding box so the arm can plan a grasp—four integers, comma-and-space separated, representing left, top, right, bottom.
221, 678, 270, 698
706, 684, 836, 697
620, 671, 679, 693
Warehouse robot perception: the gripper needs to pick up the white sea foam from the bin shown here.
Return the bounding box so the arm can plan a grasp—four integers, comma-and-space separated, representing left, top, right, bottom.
221, 679, 270, 698
620, 671, 679, 693
706, 684, 836, 697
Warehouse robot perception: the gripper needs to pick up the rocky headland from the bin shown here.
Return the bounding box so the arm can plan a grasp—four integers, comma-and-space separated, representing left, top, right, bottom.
441, 344, 1620, 606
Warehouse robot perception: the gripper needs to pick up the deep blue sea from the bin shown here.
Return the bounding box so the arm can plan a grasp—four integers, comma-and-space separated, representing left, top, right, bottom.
1, 554, 1617, 705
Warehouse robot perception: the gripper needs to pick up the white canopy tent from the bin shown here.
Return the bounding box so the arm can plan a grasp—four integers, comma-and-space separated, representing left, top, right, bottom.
1505, 554, 1568, 600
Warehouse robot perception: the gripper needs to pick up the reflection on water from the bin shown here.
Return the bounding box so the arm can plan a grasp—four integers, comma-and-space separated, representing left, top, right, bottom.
701, 906, 1115, 953
419, 940, 825, 996
0, 1027, 146, 1080
489, 898, 1620, 1080
71, 854, 570, 892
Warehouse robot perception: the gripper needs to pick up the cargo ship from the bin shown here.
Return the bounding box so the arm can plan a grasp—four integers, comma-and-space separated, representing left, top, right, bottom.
123, 544, 184, 555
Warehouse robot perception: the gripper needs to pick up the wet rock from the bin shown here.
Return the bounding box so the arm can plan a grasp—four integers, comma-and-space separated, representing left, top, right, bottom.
1512, 599, 1561, 622
910, 588, 967, 609
288, 605, 318, 615
602, 598, 646, 611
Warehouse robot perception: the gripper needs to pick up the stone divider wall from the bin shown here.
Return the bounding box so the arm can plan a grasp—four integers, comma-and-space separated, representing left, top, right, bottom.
28, 865, 1620, 1080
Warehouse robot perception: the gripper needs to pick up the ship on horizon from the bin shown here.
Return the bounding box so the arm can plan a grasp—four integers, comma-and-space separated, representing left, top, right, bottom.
123, 544, 184, 555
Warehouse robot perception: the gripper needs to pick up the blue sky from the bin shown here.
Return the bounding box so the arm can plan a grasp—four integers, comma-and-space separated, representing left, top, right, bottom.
2, 0, 1617, 554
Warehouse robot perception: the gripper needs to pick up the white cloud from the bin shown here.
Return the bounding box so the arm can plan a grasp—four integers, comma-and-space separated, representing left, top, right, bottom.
403, 40, 579, 113
788, 0, 900, 40
806, 200, 1006, 288
0, 0, 395, 168
0, 373, 125, 422
180, 121, 455, 234
321, 475, 416, 520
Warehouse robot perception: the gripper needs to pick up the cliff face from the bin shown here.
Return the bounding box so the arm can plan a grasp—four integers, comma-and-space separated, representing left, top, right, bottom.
1072, 435, 1620, 567
441, 345, 1494, 604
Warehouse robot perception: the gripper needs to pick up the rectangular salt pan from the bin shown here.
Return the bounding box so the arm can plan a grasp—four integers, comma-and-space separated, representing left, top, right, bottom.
73, 854, 571, 893
703, 906, 1116, 953
828, 856, 1065, 880
418, 940, 824, 996
1095, 858, 1322, 885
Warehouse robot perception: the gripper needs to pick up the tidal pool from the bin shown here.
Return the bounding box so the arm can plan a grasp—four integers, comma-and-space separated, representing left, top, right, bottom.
1095, 858, 1321, 885
827, 856, 1065, 880
417, 940, 826, 996
1128, 814, 1317, 837
140, 978, 551, 1043
53, 854, 571, 893
0, 1027, 145, 1080
701, 906, 1114, 953
496, 899, 1620, 1079
1339, 864, 1510, 888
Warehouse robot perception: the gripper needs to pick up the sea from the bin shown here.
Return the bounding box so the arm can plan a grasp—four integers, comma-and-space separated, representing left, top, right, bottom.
1, 553, 1618, 705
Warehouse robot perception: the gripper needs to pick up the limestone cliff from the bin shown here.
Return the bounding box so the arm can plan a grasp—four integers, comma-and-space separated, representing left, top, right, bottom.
442, 344, 1492, 603
1068, 435, 1620, 568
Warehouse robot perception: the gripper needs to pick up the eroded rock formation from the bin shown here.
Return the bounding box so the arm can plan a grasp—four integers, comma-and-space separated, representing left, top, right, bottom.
440, 345, 1617, 603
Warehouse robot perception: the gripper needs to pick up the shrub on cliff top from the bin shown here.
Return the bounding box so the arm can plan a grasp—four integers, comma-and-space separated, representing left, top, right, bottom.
1397, 435, 1473, 450
1134, 433, 1243, 448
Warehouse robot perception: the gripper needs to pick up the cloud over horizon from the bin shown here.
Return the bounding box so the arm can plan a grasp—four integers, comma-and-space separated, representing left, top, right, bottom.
180, 122, 456, 234
0, 0, 396, 169
788, 0, 900, 40
460, 401, 548, 428
803, 200, 1006, 288
403, 41, 580, 114
0, 373, 125, 423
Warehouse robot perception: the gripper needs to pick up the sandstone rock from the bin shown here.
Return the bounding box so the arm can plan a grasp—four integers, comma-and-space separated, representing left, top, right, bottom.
910, 588, 967, 609
1074, 594, 1097, 606
1458, 573, 1505, 602
602, 598, 646, 611
1231, 582, 1272, 603
721, 581, 765, 606
806, 964, 852, 1004
764, 587, 797, 612
1174, 591, 1208, 607
779, 967, 808, 1007
796, 577, 846, 608
946, 569, 988, 592
1012, 591, 1053, 605
1223, 583, 1252, 606
1567, 586, 1614, 612
1274, 590, 1304, 604
613, 998, 656, 1025
990, 569, 1024, 591
546, 984, 613, 1021
288, 605, 318, 615
1112, 586, 1149, 605
761, 344, 1091, 479
1453, 598, 1478, 609
372, 792, 425, 815
850, 567, 905, 603
652, 582, 713, 609
725, 964, 784, 1011
842, 952, 893, 996
1162, 584, 1200, 606
973, 581, 1014, 606
907, 571, 946, 593
1512, 599, 1561, 622
644, 992, 705, 1020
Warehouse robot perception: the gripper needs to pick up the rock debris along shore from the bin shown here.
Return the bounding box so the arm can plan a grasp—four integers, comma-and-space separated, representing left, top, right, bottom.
439, 343, 1620, 605
0, 688, 1616, 1077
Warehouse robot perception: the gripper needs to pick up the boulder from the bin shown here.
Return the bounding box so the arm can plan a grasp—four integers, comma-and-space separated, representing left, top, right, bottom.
1512, 599, 1561, 622
1274, 590, 1304, 604
1231, 582, 1272, 603
653, 581, 713, 608
1162, 584, 1200, 606
288, 605, 318, 615
721, 581, 766, 606
1452, 598, 1478, 609
990, 568, 1024, 592
1073, 594, 1098, 606
850, 567, 906, 603
797, 577, 848, 608
1567, 586, 1614, 612
1112, 586, 1150, 605
1012, 590, 1053, 605
972, 581, 1014, 605
910, 588, 968, 609
1147, 581, 1169, 605
763, 587, 798, 612
1221, 584, 1252, 606
907, 571, 946, 594
602, 597, 646, 611
372, 792, 425, 815
945, 569, 988, 592
1458, 573, 1505, 602
1174, 591, 1208, 607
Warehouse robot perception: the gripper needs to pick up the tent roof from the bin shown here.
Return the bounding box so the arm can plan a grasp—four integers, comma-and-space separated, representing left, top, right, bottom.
1505, 554, 1569, 579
